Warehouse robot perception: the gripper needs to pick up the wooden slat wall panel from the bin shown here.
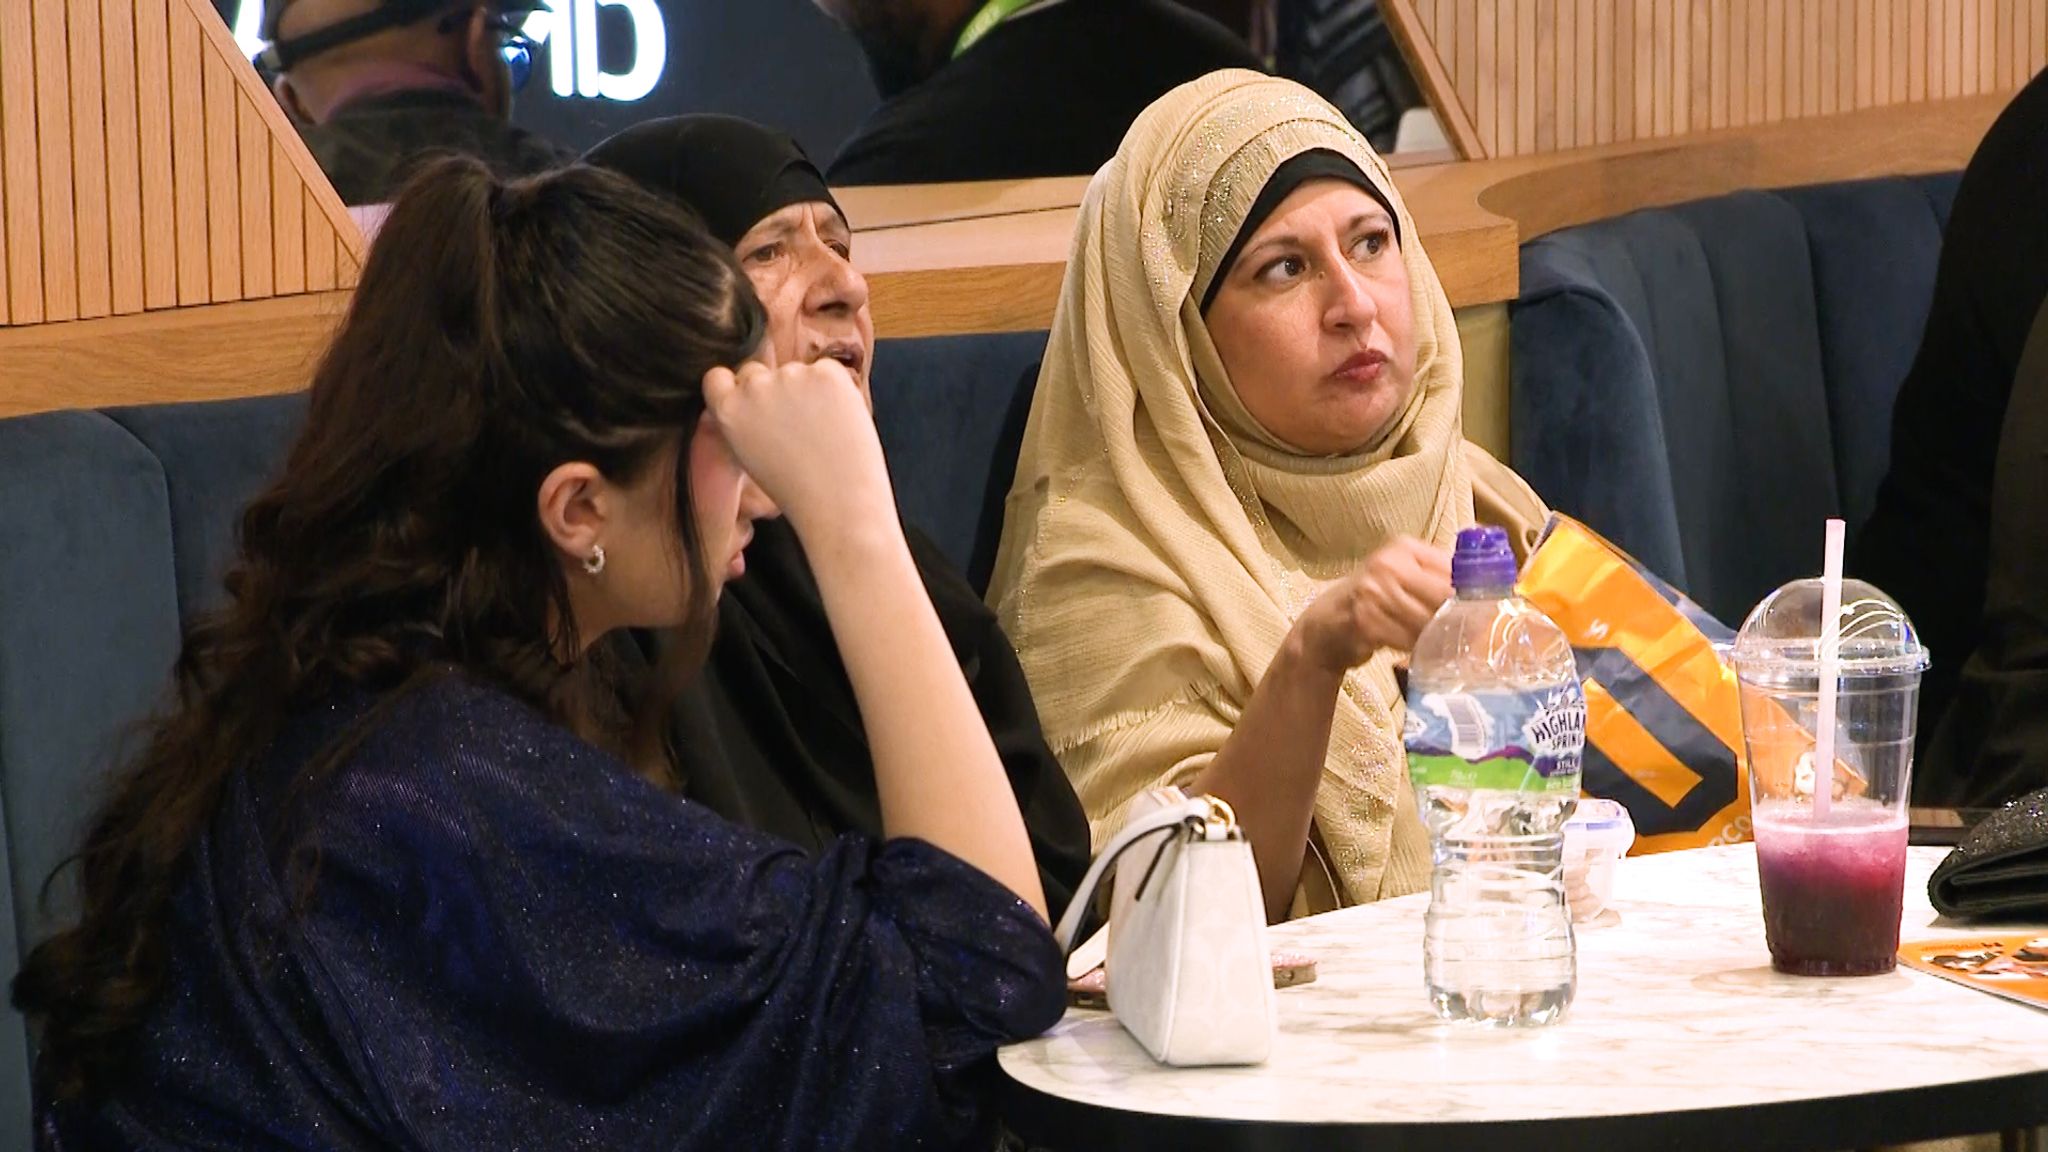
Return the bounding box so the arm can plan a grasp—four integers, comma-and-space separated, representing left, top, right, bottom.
1998, 0, 2015, 87
2, 0, 40, 325
1646, 0, 1662, 138
2000, 0, 2017, 89
2033, 0, 2046, 76
2, 0, 363, 328
1749, 0, 1768, 124
1855, 0, 1871, 108
1635, 0, 1653, 139
1819, 0, 1837, 115
1874, 0, 1892, 107
1456, 0, 1477, 113
273, 138, 305, 295
2023, 0, 2039, 72
1703, 0, 1720, 127
2032, 0, 2045, 75
1939, 0, 1956, 97
1389, 0, 2048, 158
1537, 0, 1556, 152
168, 7, 208, 305
135, 0, 177, 310
1517, 0, 1537, 154
1577, 0, 1596, 144
1690, 0, 1710, 131
34, 0, 78, 321
0, 79, 8, 325
103, 0, 145, 315
238, 95, 272, 297
1596, 0, 1616, 142
1911, 0, 1928, 99
68, 0, 111, 319
1741, 0, 1756, 122
202, 50, 240, 303
305, 191, 337, 292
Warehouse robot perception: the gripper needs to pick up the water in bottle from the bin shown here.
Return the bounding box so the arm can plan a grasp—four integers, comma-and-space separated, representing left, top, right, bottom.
1403, 525, 1586, 1026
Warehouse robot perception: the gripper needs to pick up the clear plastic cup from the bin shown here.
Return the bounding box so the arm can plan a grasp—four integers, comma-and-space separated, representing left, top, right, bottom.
1731, 579, 1928, 976
1562, 799, 1635, 923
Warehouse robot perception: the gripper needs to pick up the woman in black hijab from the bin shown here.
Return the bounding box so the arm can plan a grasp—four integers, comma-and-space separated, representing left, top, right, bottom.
587, 116, 1093, 918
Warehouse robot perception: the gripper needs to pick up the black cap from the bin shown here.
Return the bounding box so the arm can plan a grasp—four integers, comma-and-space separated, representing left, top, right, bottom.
260, 0, 540, 72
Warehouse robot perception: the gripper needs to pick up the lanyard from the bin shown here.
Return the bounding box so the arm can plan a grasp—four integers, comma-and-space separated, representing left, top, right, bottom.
952, 0, 1044, 59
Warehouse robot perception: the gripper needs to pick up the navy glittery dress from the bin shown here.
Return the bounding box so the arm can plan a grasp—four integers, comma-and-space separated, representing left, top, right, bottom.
39, 673, 1067, 1150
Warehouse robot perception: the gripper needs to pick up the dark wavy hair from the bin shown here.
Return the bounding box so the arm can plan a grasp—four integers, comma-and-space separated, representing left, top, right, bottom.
11, 156, 766, 1100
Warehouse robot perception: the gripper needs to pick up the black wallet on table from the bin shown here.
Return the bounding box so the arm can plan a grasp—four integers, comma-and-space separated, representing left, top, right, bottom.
1930, 788, 2048, 919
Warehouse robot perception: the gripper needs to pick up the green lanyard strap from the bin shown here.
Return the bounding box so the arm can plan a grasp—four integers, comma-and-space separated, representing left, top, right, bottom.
952, 0, 1044, 59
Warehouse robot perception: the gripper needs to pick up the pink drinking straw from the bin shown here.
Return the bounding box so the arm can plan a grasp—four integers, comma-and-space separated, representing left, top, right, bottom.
1814, 519, 1846, 820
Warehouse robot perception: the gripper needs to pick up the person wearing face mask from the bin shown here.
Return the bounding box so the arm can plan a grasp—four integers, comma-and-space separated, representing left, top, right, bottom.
586, 116, 1094, 921
262, 0, 573, 205
988, 72, 1548, 923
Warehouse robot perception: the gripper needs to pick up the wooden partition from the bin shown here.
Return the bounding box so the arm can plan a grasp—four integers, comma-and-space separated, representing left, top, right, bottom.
0, 0, 361, 412
1382, 0, 2048, 158
848, 93, 2003, 340
0, 0, 2026, 425
845, 94, 2003, 456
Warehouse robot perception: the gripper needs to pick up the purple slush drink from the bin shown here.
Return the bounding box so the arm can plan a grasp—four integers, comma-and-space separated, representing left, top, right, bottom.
1753, 800, 1908, 976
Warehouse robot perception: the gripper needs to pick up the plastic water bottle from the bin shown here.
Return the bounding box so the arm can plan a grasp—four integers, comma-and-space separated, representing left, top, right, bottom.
1403, 525, 1586, 1026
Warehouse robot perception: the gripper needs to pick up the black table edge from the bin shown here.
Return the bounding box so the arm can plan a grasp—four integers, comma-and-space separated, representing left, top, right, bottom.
998, 1062, 2048, 1151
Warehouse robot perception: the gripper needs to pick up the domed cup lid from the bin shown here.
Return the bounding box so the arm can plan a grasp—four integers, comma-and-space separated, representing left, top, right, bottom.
1730, 578, 1928, 682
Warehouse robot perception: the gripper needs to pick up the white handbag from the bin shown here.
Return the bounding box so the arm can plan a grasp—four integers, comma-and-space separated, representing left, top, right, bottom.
1052, 787, 1275, 1066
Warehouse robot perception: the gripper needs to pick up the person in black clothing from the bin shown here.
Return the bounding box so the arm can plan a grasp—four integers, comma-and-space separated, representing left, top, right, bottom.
1850, 68, 2048, 803
263, 0, 573, 204
1918, 296, 2048, 809
818, 0, 1265, 185
586, 116, 1094, 918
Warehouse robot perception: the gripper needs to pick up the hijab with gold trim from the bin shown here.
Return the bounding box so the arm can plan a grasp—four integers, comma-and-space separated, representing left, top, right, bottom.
987, 71, 1478, 909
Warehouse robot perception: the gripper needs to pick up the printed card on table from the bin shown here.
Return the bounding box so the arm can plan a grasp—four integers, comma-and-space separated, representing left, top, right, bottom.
1899, 935, 2048, 1012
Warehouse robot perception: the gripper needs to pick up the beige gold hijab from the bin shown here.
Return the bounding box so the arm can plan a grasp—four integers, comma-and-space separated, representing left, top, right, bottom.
987, 70, 1478, 911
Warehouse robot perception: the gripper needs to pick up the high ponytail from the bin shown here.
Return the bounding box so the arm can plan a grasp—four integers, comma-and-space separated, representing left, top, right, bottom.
13, 157, 766, 1100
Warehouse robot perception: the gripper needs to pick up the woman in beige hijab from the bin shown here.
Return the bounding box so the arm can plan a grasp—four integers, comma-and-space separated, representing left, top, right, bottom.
988, 71, 1546, 921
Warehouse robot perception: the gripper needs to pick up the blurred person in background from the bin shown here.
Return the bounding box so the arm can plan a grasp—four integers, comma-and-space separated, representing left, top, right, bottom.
817, 0, 1263, 185
263, 0, 573, 204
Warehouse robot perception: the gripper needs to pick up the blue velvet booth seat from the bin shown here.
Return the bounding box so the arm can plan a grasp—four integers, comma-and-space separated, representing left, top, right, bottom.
0, 331, 1049, 1146
1510, 172, 1961, 628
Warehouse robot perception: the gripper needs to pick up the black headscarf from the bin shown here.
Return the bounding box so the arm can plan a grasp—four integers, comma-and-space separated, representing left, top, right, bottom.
1201, 148, 1402, 313
588, 116, 1094, 919
585, 115, 844, 248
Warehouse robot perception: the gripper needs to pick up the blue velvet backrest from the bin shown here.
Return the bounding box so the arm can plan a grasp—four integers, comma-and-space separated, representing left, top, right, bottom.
871, 329, 1049, 590
1510, 172, 1960, 626
0, 394, 305, 1144
0, 411, 185, 1134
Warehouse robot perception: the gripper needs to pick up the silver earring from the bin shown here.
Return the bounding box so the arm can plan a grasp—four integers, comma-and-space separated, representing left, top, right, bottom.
582, 544, 606, 576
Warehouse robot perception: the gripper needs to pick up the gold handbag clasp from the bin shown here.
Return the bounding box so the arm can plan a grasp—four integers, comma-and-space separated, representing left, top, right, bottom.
1196, 795, 1240, 842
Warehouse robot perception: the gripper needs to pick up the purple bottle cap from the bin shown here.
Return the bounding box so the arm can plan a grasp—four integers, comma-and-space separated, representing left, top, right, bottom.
1451, 525, 1518, 590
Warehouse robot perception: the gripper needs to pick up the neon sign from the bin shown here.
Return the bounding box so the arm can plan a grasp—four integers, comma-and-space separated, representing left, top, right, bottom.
230, 0, 668, 104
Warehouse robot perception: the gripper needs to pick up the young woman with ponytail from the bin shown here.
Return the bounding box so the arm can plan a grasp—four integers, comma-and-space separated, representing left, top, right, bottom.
12, 157, 1062, 1151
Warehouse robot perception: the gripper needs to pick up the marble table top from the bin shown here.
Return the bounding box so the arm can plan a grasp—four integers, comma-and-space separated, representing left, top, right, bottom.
998, 845, 2048, 1150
